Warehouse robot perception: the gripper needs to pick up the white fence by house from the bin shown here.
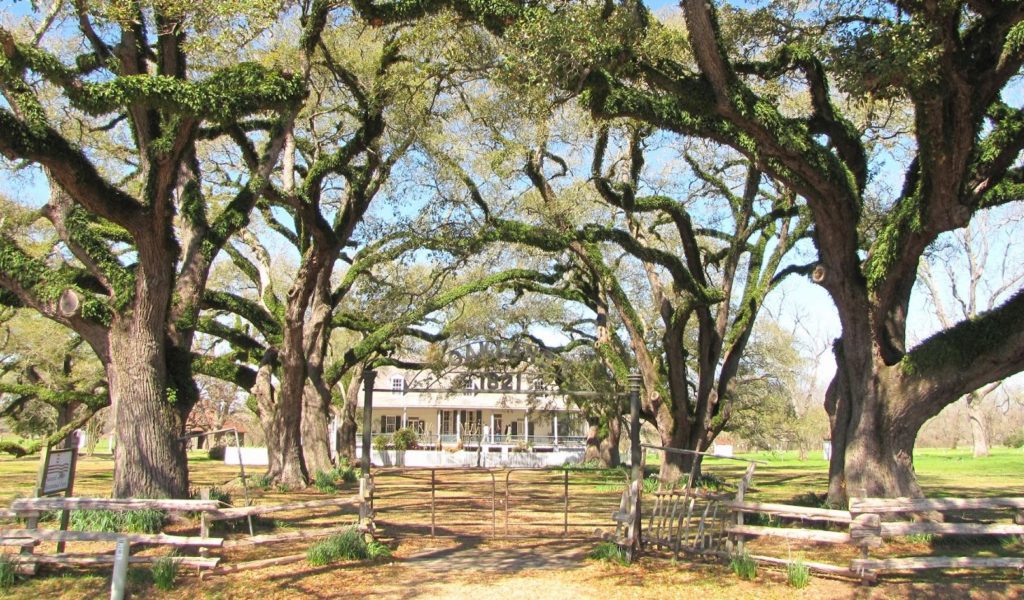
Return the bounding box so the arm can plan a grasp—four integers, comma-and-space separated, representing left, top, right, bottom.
356, 448, 585, 468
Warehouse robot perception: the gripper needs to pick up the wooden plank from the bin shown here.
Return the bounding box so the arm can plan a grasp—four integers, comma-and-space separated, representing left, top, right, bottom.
206, 496, 359, 521
880, 522, 1024, 537
722, 501, 852, 523
849, 497, 1024, 514
851, 556, 1024, 571
206, 553, 306, 575
10, 497, 219, 513
726, 525, 851, 544
0, 538, 38, 547
15, 554, 221, 568
611, 511, 632, 524
0, 509, 18, 519
222, 524, 365, 548
1, 528, 223, 547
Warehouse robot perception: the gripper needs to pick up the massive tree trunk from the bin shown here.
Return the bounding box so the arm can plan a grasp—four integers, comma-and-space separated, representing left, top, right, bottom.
301, 382, 334, 475
583, 417, 621, 466
338, 366, 364, 464
108, 317, 189, 499
967, 392, 989, 458
300, 284, 336, 476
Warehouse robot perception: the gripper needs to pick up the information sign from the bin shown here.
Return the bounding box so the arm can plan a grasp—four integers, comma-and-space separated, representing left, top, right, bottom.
41, 448, 75, 495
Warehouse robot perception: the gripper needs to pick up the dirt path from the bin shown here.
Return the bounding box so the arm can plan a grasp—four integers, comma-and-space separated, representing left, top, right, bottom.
403, 537, 590, 572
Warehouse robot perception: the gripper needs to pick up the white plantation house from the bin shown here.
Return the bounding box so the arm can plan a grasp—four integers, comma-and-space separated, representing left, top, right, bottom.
353, 342, 589, 467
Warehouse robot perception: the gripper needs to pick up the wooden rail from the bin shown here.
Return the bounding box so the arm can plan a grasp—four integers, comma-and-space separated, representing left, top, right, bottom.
10, 497, 219, 513
848, 495, 1024, 581
206, 496, 359, 521
1, 528, 223, 547
13, 554, 220, 569
722, 501, 852, 524
726, 524, 851, 544
718, 493, 1024, 583
849, 497, 1024, 513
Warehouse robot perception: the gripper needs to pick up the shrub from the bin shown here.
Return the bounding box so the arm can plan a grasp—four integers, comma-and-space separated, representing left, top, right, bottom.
787, 560, 811, 588
313, 470, 338, 493
70, 509, 165, 533
586, 541, 629, 566
730, 552, 757, 580
252, 473, 273, 490
333, 464, 357, 484
151, 556, 178, 591
207, 445, 226, 461
1004, 429, 1024, 449
392, 428, 418, 451
372, 434, 390, 452
0, 555, 16, 592
307, 529, 390, 566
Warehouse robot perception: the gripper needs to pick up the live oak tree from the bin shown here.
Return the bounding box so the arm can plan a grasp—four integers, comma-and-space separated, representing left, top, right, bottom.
429, 87, 809, 480
0, 306, 108, 456
0, 1, 323, 497
917, 208, 1024, 458
354, 0, 1024, 501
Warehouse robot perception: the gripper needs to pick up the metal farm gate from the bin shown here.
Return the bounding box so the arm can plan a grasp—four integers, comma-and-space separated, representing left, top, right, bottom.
369, 467, 628, 539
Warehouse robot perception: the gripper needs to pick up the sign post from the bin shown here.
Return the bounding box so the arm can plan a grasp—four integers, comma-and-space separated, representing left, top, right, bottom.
35, 432, 79, 554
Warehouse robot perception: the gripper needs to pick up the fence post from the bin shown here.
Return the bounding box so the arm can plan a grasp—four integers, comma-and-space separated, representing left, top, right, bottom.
628, 371, 643, 559
109, 537, 129, 600
362, 370, 377, 478
563, 469, 569, 537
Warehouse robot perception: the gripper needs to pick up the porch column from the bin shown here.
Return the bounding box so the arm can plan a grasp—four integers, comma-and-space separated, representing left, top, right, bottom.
524, 413, 529, 444
489, 413, 495, 444
456, 410, 462, 442
402, 407, 407, 429
436, 411, 442, 448
553, 415, 559, 446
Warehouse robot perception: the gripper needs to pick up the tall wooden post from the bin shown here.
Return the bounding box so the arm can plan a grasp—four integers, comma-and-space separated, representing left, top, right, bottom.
628, 371, 643, 559
361, 369, 376, 478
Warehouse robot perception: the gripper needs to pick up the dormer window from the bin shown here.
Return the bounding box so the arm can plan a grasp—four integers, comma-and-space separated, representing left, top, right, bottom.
391, 377, 404, 393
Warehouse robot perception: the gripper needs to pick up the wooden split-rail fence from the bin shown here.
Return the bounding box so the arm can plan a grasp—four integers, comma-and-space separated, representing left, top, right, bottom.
0, 498, 223, 574
669, 492, 1024, 582
0, 477, 375, 577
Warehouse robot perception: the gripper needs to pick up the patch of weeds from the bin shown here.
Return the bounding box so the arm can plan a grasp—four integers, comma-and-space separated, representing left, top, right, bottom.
126, 566, 153, 588
586, 541, 630, 566
0, 554, 17, 592
333, 464, 357, 484
151, 556, 178, 591
641, 476, 660, 494
730, 552, 757, 580
366, 539, 392, 560
190, 486, 232, 506
787, 560, 811, 588
905, 532, 934, 544
252, 473, 273, 491
696, 473, 727, 491
212, 515, 276, 535
313, 470, 338, 493
307, 529, 388, 566
742, 512, 774, 526
312, 464, 360, 493
275, 483, 291, 493
70, 509, 165, 533
788, 491, 831, 509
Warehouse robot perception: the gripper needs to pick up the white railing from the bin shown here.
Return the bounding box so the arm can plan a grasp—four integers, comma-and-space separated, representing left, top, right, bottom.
369, 432, 586, 448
